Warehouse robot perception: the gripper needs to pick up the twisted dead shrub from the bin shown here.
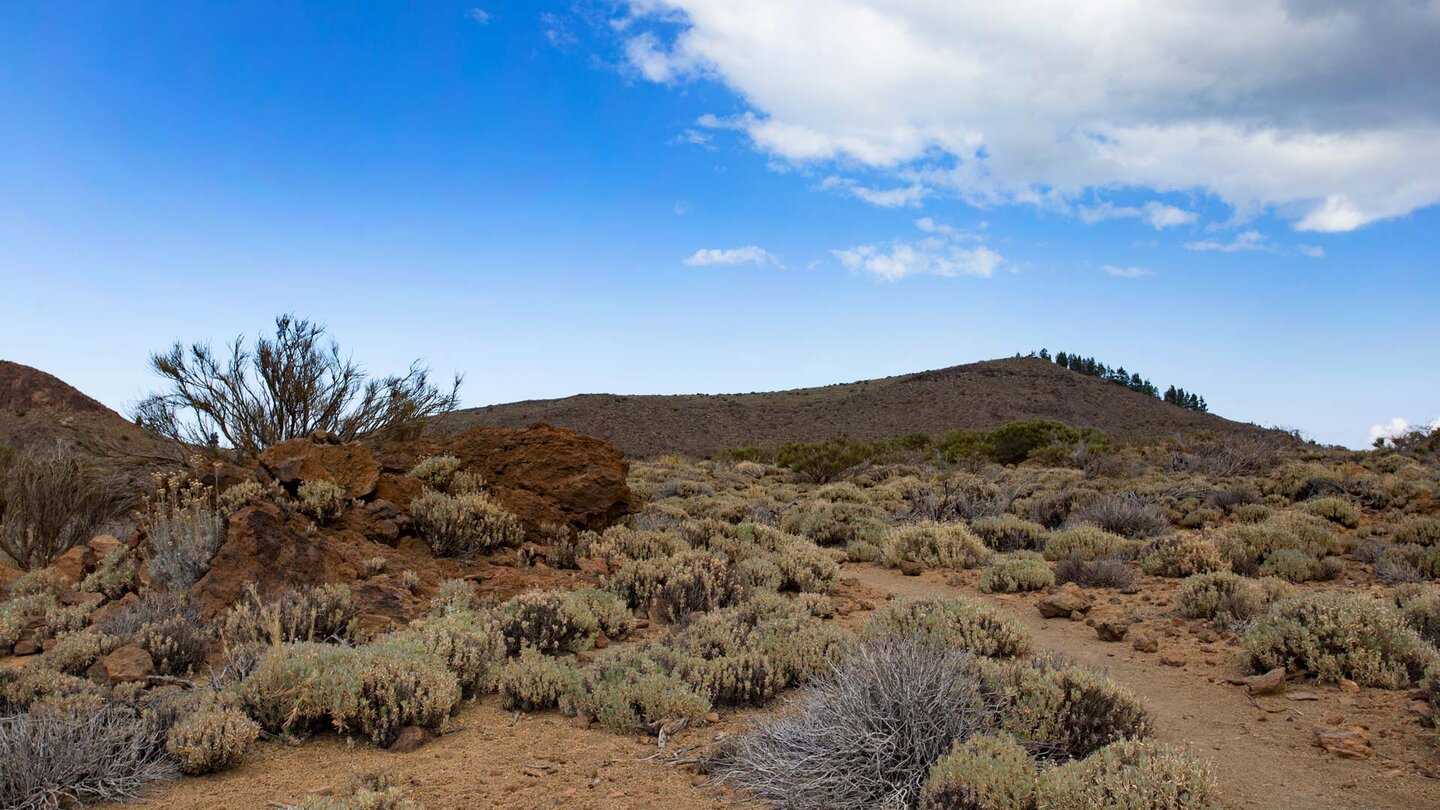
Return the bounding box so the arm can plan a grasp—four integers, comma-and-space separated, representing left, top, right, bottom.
0, 445, 129, 570
0, 704, 175, 810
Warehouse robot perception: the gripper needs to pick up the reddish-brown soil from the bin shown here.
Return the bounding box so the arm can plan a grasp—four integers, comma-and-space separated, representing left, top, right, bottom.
434, 357, 1280, 458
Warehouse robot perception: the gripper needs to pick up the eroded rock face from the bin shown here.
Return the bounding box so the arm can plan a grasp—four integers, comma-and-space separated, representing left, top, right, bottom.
379, 423, 636, 532
188, 502, 330, 618
259, 438, 380, 499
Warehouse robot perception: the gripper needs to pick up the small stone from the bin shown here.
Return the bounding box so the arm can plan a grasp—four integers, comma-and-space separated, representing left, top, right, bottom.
12, 638, 39, 656
86, 534, 122, 556
705, 712, 720, 723
898, 560, 924, 577
1131, 634, 1160, 653
1159, 650, 1187, 667
1313, 725, 1372, 758
1287, 691, 1320, 701
1339, 679, 1360, 694
1193, 626, 1219, 643
1246, 667, 1287, 696
1037, 583, 1093, 619
1095, 620, 1130, 642
88, 644, 154, 685
388, 726, 432, 753
53, 545, 95, 585
58, 590, 105, 610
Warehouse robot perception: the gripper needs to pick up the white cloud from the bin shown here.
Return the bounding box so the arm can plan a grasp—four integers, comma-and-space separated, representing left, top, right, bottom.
466, 8, 491, 24
540, 12, 577, 48
1184, 230, 1269, 253
1103, 265, 1154, 278
1369, 416, 1440, 445
620, 1, 1440, 231
819, 176, 927, 208
1297, 244, 1326, 258
1078, 201, 1197, 230
683, 246, 779, 266
833, 219, 1004, 281
673, 199, 690, 215
672, 128, 714, 149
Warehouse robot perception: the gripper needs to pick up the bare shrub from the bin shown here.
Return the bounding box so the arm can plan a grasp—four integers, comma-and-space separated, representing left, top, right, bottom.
0, 445, 130, 569
1053, 555, 1138, 591
0, 704, 175, 810
708, 636, 997, 810
1065, 494, 1169, 539
133, 314, 460, 455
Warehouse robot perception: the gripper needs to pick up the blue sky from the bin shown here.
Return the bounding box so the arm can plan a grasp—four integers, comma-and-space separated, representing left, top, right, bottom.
1, 2, 1437, 448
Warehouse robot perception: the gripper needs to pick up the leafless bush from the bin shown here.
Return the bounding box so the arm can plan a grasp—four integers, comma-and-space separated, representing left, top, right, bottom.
902, 477, 1025, 523
0, 445, 130, 569
0, 705, 175, 809
708, 635, 997, 810
1054, 555, 1139, 591
1168, 436, 1278, 477
1065, 493, 1169, 539
132, 314, 461, 456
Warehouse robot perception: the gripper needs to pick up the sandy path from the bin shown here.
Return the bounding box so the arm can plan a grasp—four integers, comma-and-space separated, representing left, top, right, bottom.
847, 564, 1440, 810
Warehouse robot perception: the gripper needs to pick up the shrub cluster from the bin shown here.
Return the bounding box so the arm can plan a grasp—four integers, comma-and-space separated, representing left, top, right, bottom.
409, 487, 524, 557
978, 556, 1055, 593
971, 515, 1046, 552
1242, 593, 1438, 688
1140, 535, 1225, 578
864, 597, 1032, 659
222, 583, 359, 647
883, 522, 992, 570
1042, 526, 1138, 562
1175, 572, 1290, 627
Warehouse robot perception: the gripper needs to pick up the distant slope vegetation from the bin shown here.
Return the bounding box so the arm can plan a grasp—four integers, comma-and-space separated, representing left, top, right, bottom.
432, 357, 1274, 458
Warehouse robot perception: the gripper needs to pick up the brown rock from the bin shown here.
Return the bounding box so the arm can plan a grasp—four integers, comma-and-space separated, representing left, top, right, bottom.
1313, 725, 1372, 758
86, 534, 122, 556
1339, 679, 1360, 694
88, 644, 154, 685
898, 560, 924, 577
91, 592, 140, 626
1095, 620, 1130, 642
1037, 583, 1093, 619
1287, 691, 1320, 701
260, 438, 380, 499
1159, 650, 1187, 667
53, 545, 95, 585
1131, 633, 1160, 653
387, 726, 432, 753
1193, 626, 1220, 643
58, 589, 105, 610
704, 712, 720, 723
373, 473, 425, 511
377, 423, 636, 532
1246, 667, 1287, 696
188, 502, 331, 618
12, 635, 40, 656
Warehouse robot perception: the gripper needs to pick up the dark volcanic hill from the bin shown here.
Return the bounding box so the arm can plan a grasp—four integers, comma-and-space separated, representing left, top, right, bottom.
432, 357, 1274, 458
0, 360, 181, 474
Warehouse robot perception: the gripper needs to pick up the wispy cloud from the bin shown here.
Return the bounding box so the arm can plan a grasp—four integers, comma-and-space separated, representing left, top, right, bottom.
1103, 265, 1154, 278
672, 199, 690, 216
672, 129, 715, 150
540, 12, 577, 48
833, 218, 1004, 282
819, 176, 927, 208
1079, 201, 1197, 230
1297, 244, 1326, 258
466, 7, 491, 24
1184, 230, 1268, 253
683, 246, 780, 267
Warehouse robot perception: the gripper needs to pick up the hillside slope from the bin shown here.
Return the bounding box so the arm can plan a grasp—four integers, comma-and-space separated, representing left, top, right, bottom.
433, 357, 1272, 458
0, 360, 181, 473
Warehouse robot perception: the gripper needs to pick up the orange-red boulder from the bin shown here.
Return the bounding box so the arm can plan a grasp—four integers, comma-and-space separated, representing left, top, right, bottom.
259, 438, 380, 499
378, 423, 635, 532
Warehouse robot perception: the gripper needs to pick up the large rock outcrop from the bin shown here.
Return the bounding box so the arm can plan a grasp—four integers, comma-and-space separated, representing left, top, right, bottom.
259, 436, 381, 499
378, 423, 636, 532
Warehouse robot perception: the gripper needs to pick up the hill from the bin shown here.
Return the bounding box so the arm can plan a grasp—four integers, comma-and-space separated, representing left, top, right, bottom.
0, 359, 181, 474
432, 357, 1275, 458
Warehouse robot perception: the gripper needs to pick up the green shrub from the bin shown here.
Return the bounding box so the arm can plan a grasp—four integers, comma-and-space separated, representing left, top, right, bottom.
218, 479, 266, 513
1042, 526, 1138, 562
985, 660, 1151, 760
234, 642, 460, 746
97, 592, 215, 677
79, 545, 139, 598
1303, 496, 1359, 528
920, 732, 1036, 810
884, 522, 992, 570
564, 654, 710, 734
1215, 511, 1341, 573
165, 706, 260, 775
383, 609, 505, 696
1257, 548, 1341, 583
1230, 503, 1272, 523
1242, 593, 1439, 688
1395, 517, 1440, 546
971, 515, 1047, 552
1178, 507, 1223, 529
864, 597, 1032, 658
297, 479, 348, 522
780, 499, 889, 548
775, 436, 882, 483
410, 487, 524, 557
496, 591, 593, 655
1399, 589, 1440, 647
221, 583, 358, 647
1035, 739, 1222, 809
773, 543, 840, 593
567, 588, 636, 640
499, 648, 578, 711
41, 629, 120, 675
846, 539, 884, 563
1175, 572, 1290, 626
1140, 536, 1225, 578
406, 455, 462, 489
978, 558, 1055, 593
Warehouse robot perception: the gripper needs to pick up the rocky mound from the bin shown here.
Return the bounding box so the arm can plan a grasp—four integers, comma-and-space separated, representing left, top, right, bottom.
436, 357, 1280, 458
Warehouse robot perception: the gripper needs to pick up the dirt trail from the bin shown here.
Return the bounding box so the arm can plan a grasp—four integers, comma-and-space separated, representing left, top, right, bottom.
848, 564, 1440, 810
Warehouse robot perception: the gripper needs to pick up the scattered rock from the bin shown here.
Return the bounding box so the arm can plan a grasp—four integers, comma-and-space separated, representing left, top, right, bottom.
1159, 650, 1187, 668
1287, 691, 1320, 701
1339, 679, 1360, 694
1037, 583, 1093, 619
1095, 620, 1130, 642
88, 644, 155, 685
387, 726, 432, 753
86, 534, 122, 556
260, 438, 381, 499
898, 560, 924, 577
53, 545, 95, 585
1131, 634, 1160, 653
12, 637, 39, 656
1313, 725, 1372, 758
1246, 668, 1287, 696
1193, 626, 1219, 643
58, 590, 105, 610
705, 712, 721, 723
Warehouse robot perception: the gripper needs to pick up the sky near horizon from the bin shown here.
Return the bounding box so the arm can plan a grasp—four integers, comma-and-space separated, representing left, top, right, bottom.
1, 2, 1437, 449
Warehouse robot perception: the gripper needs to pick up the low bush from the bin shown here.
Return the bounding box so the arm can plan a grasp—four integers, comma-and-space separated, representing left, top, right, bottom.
41, 629, 119, 675
1066, 494, 1169, 539
978, 557, 1055, 593
1140, 536, 1225, 578
222, 583, 358, 647
297, 479, 348, 522
410, 487, 524, 557
1230, 503, 1272, 524
1178, 507, 1223, 529
773, 542, 840, 593
1302, 496, 1359, 528
864, 597, 1032, 659
1176, 572, 1290, 627
234, 642, 460, 746
1215, 511, 1341, 573
845, 539, 883, 563
496, 591, 593, 655
98, 593, 215, 677
606, 552, 746, 622
1257, 549, 1342, 583
985, 659, 1151, 761
141, 477, 225, 593
883, 522, 992, 570
296, 770, 421, 810
1053, 556, 1138, 591
383, 608, 506, 696
1042, 526, 1138, 562
0, 703, 175, 809
165, 706, 260, 775
1242, 593, 1439, 688
564, 655, 710, 734
1399, 589, 1440, 647
919, 732, 1036, 810
1035, 739, 1222, 809
1395, 517, 1440, 546
1374, 546, 1427, 584
775, 436, 882, 483
971, 515, 1047, 552
499, 648, 578, 711
406, 455, 462, 489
